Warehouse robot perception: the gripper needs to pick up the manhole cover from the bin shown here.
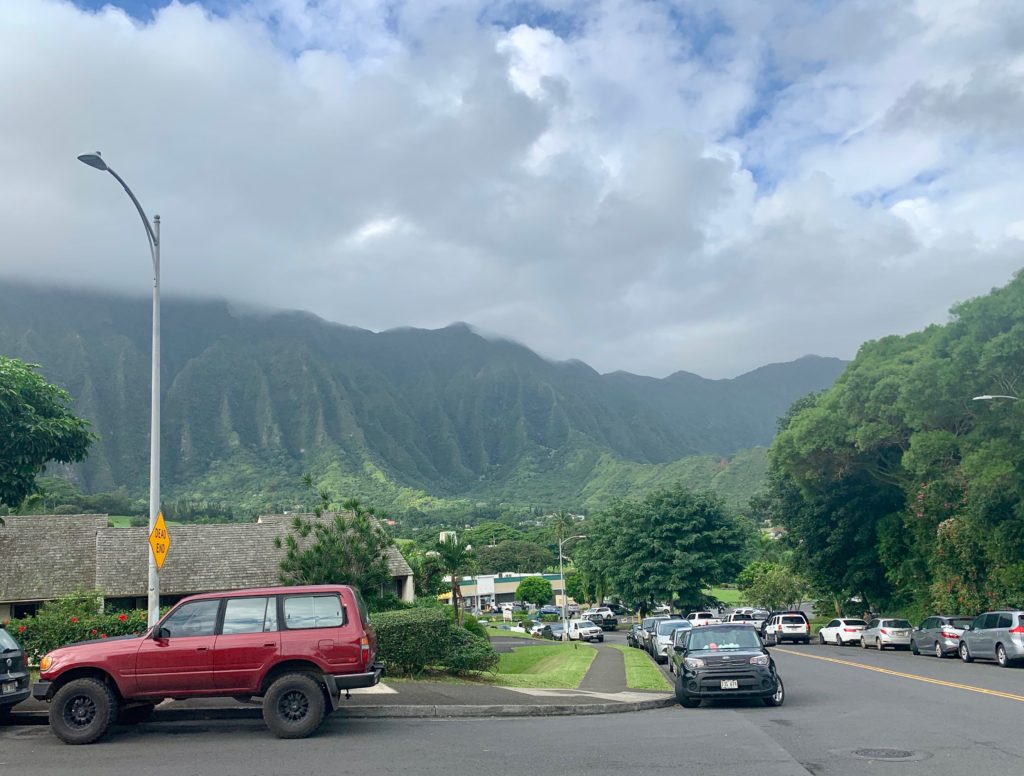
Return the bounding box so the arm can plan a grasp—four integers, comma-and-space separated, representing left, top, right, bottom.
848, 748, 930, 762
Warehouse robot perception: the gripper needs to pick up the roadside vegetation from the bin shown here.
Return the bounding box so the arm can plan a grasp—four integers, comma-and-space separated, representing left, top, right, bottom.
606, 644, 671, 691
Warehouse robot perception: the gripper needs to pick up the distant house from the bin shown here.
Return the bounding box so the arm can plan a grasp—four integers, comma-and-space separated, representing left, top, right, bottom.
0, 513, 414, 621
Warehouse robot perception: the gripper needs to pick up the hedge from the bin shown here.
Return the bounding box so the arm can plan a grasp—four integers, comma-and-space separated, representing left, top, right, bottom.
370, 607, 497, 675
6, 591, 149, 664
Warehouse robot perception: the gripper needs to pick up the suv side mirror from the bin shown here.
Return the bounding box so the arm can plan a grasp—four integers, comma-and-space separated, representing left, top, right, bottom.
673, 645, 685, 654
154, 627, 171, 640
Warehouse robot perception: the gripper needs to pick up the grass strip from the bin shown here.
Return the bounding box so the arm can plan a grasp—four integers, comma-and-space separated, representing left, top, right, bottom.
605, 644, 672, 691
485, 627, 535, 639
489, 643, 597, 688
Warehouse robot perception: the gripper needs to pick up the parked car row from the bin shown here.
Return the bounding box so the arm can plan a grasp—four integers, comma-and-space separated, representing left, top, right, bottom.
815, 609, 1024, 668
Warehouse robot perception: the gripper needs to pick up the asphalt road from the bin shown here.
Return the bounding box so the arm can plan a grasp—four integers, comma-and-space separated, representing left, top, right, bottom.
5, 636, 1024, 776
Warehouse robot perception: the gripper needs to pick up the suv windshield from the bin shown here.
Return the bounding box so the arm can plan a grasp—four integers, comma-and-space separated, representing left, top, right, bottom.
883, 620, 912, 628
688, 628, 761, 651
0, 628, 20, 651
781, 616, 805, 625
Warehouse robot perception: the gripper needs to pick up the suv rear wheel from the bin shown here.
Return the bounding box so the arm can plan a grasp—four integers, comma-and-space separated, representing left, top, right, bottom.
263, 673, 327, 739
49, 677, 118, 745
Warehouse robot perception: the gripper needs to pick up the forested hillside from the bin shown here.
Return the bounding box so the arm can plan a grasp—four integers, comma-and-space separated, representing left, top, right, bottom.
767, 271, 1024, 615
0, 284, 843, 518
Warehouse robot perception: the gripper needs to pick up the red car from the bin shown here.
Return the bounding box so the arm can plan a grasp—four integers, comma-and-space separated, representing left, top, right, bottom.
32, 585, 380, 744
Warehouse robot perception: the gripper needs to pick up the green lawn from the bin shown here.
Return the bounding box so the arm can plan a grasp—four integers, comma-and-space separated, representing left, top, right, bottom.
606, 644, 672, 691
485, 627, 535, 640
489, 643, 597, 688
708, 586, 744, 605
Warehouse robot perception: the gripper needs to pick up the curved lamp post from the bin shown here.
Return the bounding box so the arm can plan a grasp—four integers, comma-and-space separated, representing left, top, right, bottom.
78, 152, 162, 627
558, 534, 586, 640
972, 395, 1019, 401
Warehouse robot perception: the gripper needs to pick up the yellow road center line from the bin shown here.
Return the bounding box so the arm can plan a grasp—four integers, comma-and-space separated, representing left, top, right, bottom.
773, 647, 1024, 702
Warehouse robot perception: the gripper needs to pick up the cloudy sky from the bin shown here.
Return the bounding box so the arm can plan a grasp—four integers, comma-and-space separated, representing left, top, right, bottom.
2, 0, 1022, 378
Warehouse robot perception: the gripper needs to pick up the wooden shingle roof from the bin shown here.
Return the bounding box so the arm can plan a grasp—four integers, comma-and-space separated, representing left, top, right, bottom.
0, 513, 412, 602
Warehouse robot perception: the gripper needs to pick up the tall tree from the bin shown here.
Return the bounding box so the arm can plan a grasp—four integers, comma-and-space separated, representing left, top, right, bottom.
0, 357, 94, 516
582, 485, 749, 611
275, 476, 394, 599
475, 540, 555, 574
516, 576, 554, 608
435, 535, 474, 626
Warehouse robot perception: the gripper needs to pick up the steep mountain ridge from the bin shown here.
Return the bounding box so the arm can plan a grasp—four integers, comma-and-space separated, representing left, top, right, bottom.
0, 283, 846, 512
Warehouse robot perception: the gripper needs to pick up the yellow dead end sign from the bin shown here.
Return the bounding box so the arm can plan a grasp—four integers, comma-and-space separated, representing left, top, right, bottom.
148, 512, 171, 570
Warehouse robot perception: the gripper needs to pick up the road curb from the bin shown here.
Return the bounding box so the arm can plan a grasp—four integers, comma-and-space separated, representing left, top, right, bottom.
5, 695, 675, 725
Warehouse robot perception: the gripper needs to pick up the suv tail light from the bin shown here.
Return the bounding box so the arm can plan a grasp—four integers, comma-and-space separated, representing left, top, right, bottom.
880, 629, 888, 635
360, 636, 370, 666
940, 631, 961, 639
1009, 626, 1024, 634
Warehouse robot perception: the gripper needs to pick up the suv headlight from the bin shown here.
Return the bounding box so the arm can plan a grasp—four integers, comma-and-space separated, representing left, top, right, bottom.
749, 654, 769, 666
683, 657, 705, 670
39, 655, 55, 671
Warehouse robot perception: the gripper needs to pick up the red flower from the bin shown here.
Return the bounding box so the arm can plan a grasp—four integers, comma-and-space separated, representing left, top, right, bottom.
18, 625, 25, 633
100, 633, 107, 639
118, 614, 128, 622
90, 629, 98, 636
70, 616, 78, 623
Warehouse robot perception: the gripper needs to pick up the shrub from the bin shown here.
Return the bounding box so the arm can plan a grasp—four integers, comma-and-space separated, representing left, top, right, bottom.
540, 613, 559, 622
371, 607, 450, 675
444, 628, 498, 674
11, 591, 149, 664
370, 607, 498, 676
365, 593, 411, 613
461, 613, 487, 640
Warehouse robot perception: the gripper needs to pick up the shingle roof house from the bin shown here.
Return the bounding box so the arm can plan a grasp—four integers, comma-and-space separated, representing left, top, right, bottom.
0, 513, 414, 620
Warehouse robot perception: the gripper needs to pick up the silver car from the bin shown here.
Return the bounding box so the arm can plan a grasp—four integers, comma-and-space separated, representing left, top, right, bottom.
959, 610, 1024, 667
860, 618, 913, 650
651, 619, 692, 664
910, 615, 973, 658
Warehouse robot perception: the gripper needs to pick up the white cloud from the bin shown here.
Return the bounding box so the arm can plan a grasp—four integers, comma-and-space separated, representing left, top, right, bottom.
0, 0, 1021, 378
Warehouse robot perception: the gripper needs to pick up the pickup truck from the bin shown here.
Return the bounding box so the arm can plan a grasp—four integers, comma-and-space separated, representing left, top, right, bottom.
685, 611, 722, 627
32, 585, 381, 744
567, 619, 605, 642
581, 607, 619, 631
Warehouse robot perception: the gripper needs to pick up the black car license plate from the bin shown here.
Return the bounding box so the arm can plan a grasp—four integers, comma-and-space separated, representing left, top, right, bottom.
2, 681, 16, 695
720, 680, 738, 690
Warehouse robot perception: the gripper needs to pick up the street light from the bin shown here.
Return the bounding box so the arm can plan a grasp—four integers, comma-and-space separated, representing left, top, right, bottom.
973, 395, 1019, 401
558, 534, 586, 641
77, 152, 162, 628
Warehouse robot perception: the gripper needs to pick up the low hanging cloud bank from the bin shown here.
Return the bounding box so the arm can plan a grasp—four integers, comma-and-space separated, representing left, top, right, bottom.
1, 0, 1021, 378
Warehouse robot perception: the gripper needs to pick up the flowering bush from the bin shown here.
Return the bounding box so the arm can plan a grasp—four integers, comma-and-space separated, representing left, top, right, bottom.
9, 591, 150, 665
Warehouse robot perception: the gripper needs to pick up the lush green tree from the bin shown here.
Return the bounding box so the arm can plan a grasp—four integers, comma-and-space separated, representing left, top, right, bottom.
275, 476, 393, 599
563, 570, 587, 604
737, 561, 808, 611
474, 540, 555, 574
0, 358, 94, 515
275, 512, 393, 595
580, 485, 749, 611
434, 535, 474, 626
516, 576, 553, 608
402, 548, 448, 598
461, 522, 522, 548
769, 271, 1024, 614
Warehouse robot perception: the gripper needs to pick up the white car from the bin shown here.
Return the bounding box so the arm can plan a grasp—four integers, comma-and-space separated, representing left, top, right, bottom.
651, 619, 692, 664
567, 619, 604, 642
685, 611, 721, 627
817, 618, 867, 646
764, 614, 810, 644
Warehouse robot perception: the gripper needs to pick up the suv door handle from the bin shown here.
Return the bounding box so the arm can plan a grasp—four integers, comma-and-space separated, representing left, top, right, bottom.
263, 643, 276, 648
196, 647, 209, 652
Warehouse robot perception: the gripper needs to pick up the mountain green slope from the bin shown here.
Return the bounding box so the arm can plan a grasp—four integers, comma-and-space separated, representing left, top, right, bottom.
0, 284, 842, 516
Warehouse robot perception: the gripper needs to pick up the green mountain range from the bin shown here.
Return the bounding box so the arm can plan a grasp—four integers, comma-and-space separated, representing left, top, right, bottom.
0, 284, 846, 518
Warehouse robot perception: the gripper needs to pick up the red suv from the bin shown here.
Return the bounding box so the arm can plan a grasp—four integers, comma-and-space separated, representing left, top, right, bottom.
32, 585, 380, 744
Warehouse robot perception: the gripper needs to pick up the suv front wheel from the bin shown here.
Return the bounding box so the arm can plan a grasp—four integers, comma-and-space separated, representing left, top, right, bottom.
263, 673, 327, 739
49, 677, 119, 745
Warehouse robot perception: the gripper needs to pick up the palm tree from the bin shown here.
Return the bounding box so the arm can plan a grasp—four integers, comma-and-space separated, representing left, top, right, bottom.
435, 535, 474, 626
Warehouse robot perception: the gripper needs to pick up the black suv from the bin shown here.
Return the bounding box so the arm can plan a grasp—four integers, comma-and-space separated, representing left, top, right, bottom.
0, 626, 29, 719
670, 623, 784, 708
